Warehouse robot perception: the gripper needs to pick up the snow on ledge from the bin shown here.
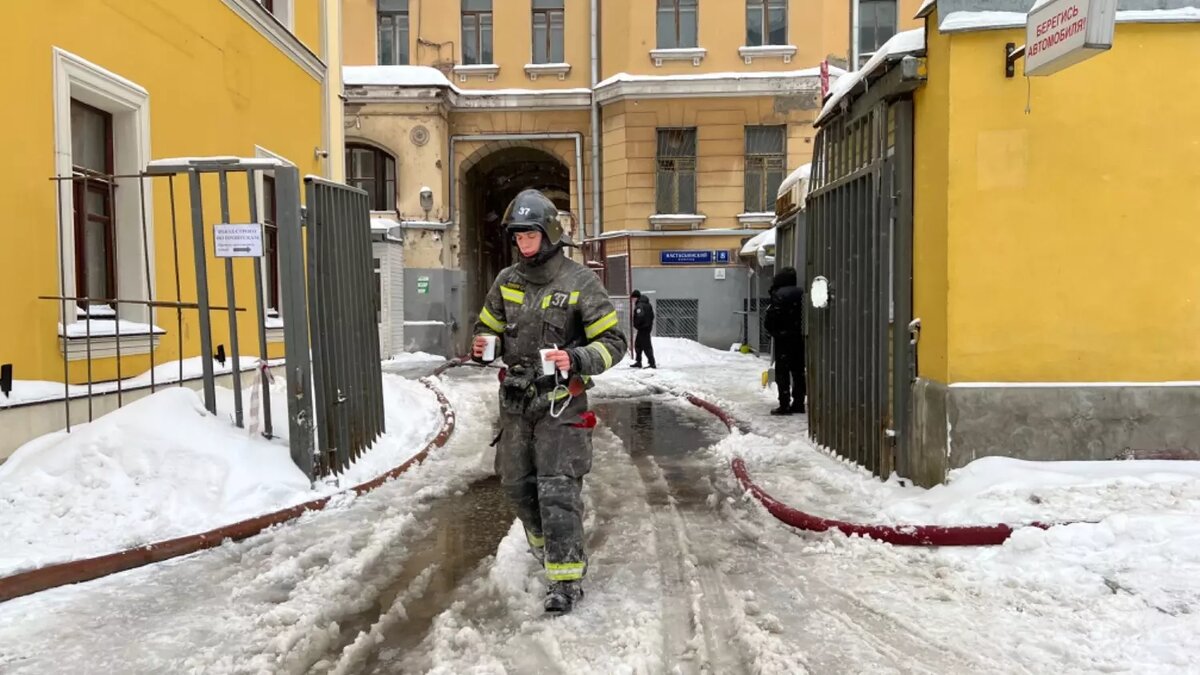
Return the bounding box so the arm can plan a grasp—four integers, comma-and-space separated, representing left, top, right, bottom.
817, 29, 925, 126
59, 319, 166, 339
940, 6, 1200, 33
343, 65, 453, 87
777, 162, 812, 199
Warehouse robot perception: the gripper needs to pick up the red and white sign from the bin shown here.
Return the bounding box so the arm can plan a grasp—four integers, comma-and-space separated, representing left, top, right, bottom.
820, 60, 830, 98
1025, 0, 1117, 76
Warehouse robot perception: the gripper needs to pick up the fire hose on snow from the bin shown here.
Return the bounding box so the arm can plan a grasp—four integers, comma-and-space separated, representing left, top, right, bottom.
683, 393, 1069, 547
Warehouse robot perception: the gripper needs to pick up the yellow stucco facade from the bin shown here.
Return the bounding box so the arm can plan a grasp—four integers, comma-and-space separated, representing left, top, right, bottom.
1, 0, 335, 385
914, 13, 1200, 384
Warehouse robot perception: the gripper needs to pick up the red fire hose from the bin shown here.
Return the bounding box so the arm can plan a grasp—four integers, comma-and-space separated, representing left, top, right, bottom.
684, 393, 1062, 547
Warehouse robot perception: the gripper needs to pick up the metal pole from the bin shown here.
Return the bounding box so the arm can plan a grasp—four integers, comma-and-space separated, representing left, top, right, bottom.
108, 175, 123, 408
55, 177, 71, 432
218, 170, 244, 428
138, 174, 156, 393
245, 170, 273, 438
169, 176, 184, 387
188, 169, 217, 414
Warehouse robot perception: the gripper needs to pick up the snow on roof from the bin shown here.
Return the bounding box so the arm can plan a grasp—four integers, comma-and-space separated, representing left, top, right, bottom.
941, 6, 1200, 31
343, 65, 453, 87
595, 66, 847, 89
777, 163, 812, 200
816, 28, 926, 126
917, 0, 938, 17
739, 227, 776, 257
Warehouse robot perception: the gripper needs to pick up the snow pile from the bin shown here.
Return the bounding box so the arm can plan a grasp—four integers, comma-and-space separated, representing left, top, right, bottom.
0, 374, 443, 576
385, 351, 446, 365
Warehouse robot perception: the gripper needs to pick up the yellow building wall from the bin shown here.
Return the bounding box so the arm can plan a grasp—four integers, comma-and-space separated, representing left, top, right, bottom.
911, 13, 950, 383
603, 0, 853, 77
924, 21, 1200, 383
1, 0, 324, 384
344, 0, 593, 90
343, 0, 876, 84
602, 97, 818, 242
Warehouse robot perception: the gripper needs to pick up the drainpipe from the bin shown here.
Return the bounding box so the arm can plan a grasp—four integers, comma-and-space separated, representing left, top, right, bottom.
448, 132, 586, 237
850, 0, 860, 71
589, 0, 602, 239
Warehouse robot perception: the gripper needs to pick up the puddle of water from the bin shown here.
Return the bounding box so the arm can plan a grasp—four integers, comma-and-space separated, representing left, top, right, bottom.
594, 399, 726, 509
340, 476, 514, 673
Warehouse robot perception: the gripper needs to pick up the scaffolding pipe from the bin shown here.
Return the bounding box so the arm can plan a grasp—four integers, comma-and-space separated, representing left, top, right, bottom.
589, 0, 603, 239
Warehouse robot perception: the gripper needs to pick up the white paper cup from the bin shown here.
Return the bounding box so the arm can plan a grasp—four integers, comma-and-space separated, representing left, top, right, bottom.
539, 348, 556, 376
481, 335, 497, 361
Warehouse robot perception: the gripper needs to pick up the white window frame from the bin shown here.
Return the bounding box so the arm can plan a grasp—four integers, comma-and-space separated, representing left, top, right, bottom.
53, 47, 161, 359
254, 146, 293, 342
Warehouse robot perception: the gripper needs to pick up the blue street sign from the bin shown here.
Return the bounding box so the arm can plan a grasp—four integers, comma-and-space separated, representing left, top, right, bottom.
661, 250, 731, 265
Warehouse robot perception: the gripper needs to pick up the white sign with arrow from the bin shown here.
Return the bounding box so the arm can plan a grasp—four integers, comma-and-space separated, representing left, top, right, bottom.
214, 223, 264, 258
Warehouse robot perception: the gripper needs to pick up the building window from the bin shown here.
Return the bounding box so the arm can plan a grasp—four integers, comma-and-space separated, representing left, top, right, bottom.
859, 0, 897, 62
462, 0, 494, 65
378, 0, 409, 65
655, 128, 697, 214
532, 0, 565, 64
71, 100, 117, 305
747, 0, 787, 46
744, 126, 786, 214
345, 143, 397, 211
656, 0, 698, 49
262, 175, 280, 313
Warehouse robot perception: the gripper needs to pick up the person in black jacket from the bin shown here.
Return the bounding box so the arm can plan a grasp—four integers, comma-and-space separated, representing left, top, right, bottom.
764, 267, 806, 415
629, 290, 657, 369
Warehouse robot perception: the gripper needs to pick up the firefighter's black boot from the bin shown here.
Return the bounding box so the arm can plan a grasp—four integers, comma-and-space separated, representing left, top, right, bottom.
544, 581, 584, 614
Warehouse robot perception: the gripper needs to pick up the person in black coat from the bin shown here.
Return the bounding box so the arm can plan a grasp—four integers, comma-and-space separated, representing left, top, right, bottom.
630, 290, 657, 369
764, 267, 806, 415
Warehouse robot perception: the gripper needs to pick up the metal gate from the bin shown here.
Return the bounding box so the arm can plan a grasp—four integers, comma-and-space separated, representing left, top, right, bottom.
805, 98, 914, 478
300, 177, 386, 477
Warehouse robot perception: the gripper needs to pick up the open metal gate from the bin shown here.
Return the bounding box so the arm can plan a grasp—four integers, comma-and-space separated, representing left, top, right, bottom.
805, 99, 914, 478
297, 177, 386, 477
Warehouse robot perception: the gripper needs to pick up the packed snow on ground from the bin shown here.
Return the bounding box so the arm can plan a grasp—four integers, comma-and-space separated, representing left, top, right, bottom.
0, 369, 501, 675
0, 344, 1198, 673
0, 373, 443, 576
383, 350, 446, 365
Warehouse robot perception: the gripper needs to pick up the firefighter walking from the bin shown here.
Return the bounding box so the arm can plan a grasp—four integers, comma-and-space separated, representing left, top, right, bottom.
472, 189, 627, 614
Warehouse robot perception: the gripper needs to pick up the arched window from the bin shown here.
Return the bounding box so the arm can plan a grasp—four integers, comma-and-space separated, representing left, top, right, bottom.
345, 143, 396, 211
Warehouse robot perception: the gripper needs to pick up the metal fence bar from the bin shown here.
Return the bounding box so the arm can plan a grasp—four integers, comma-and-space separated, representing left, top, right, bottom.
217, 170, 244, 428
54, 178, 71, 432
107, 176, 123, 409
304, 177, 331, 475
245, 169, 273, 438
188, 169, 217, 415
276, 165, 315, 478
168, 176, 185, 387
138, 174, 157, 394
